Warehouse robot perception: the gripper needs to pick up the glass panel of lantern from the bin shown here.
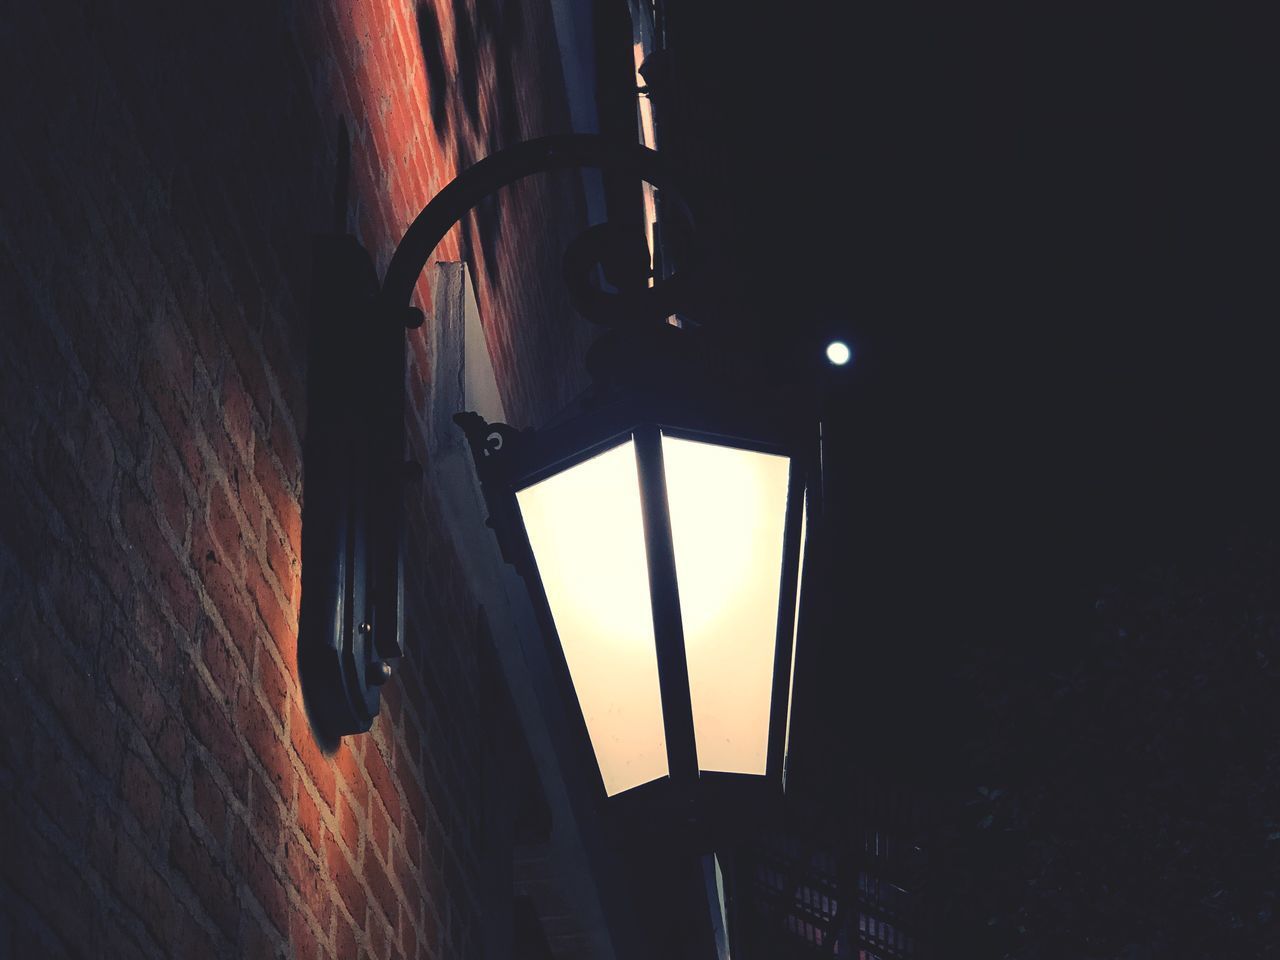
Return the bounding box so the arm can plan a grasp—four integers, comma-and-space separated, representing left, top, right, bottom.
514, 427, 803, 797
516, 439, 670, 796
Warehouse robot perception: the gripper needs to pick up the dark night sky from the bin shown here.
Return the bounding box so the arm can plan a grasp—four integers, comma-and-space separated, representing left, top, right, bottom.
665, 2, 1278, 789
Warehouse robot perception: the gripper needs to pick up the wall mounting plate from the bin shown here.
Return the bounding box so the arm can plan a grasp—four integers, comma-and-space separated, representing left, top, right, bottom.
298, 234, 407, 740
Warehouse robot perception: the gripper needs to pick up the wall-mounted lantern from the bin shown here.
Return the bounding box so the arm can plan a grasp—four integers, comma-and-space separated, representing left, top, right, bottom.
455, 384, 817, 829
300, 137, 831, 835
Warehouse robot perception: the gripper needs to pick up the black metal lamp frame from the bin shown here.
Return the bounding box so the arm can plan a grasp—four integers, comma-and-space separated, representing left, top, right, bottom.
454, 389, 820, 841
299, 134, 822, 833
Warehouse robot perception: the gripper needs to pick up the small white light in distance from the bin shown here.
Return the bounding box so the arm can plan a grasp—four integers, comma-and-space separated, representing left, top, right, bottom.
825, 340, 852, 366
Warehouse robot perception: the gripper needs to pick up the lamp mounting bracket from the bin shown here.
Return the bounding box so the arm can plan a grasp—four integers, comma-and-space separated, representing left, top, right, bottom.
298, 234, 408, 741
299, 136, 695, 740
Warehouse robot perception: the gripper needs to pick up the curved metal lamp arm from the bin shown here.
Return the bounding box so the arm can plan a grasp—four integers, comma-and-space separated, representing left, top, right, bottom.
302, 135, 692, 740
379, 133, 692, 327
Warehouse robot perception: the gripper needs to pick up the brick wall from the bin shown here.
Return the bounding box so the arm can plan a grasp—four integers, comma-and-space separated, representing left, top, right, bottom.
409, 0, 598, 428
0, 1, 586, 957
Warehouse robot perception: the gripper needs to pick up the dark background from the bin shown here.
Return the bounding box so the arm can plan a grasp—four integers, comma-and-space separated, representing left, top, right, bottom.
662, 2, 1278, 954
666, 1, 1277, 757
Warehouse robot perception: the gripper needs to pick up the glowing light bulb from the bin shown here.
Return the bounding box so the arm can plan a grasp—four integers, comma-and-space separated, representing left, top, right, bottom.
825, 340, 852, 366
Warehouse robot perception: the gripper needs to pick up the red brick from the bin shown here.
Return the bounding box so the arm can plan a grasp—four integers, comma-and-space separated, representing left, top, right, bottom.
400, 910, 417, 960
171, 408, 210, 500
180, 669, 249, 803
207, 480, 244, 573
248, 556, 293, 653
400, 713, 422, 772
365, 843, 398, 925
296, 777, 321, 850
245, 838, 291, 937
170, 818, 238, 937
266, 375, 302, 480
364, 740, 401, 829
151, 448, 189, 543
326, 830, 367, 929
392, 841, 419, 904
398, 752, 427, 832
264, 523, 299, 610
284, 835, 324, 910
141, 355, 196, 462
263, 320, 307, 433
312, 891, 336, 945
255, 451, 302, 560
289, 908, 322, 960
240, 476, 267, 545
121, 479, 200, 635
291, 700, 337, 811
336, 915, 359, 960
153, 714, 188, 781
250, 767, 286, 855
236, 683, 291, 798
242, 915, 279, 960
221, 367, 255, 464
192, 525, 255, 659
200, 621, 243, 704
403, 822, 422, 874
192, 758, 228, 840
259, 644, 291, 715
229, 814, 252, 875
423, 803, 442, 869
371, 798, 390, 864
368, 916, 390, 960
130, 590, 182, 677
214, 282, 273, 422
337, 788, 361, 856
162, 567, 201, 639
108, 650, 166, 735
182, 290, 222, 383
336, 742, 368, 811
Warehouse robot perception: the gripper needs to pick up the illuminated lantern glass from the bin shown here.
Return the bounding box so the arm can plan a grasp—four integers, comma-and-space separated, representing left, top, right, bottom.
459, 402, 815, 811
